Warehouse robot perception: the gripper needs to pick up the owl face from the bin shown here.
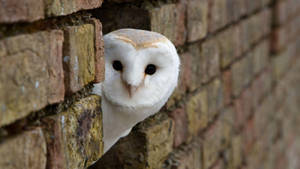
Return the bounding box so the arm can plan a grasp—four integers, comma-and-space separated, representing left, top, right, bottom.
102, 29, 180, 109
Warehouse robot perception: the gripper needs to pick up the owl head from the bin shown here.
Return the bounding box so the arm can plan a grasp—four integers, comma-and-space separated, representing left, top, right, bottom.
102, 29, 180, 110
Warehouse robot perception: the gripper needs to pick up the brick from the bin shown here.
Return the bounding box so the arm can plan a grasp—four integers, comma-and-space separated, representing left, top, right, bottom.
187, 44, 205, 87
252, 40, 269, 75
45, 0, 103, 17
231, 53, 253, 97
0, 128, 46, 169
168, 107, 188, 147
271, 44, 295, 81
0, 30, 64, 127
242, 118, 255, 154
208, 0, 227, 32
229, 135, 243, 169
218, 25, 241, 68
239, 9, 271, 52
201, 38, 221, 82
234, 88, 253, 128
245, 0, 261, 14
88, 18, 105, 83
207, 78, 224, 122
254, 95, 275, 138
187, 0, 208, 42
251, 68, 272, 109
92, 113, 174, 169
274, 0, 289, 26
203, 124, 222, 169
63, 24, 96, 93
149, 2, 186, 46
42, 95, 103, 169
186, 89, 208, 138
222, 70, 232, 105
226, 0, 246, 22
0, 0, 44, 23
95, 2, 186, 46
219, 106, 235, 149
164, 140, 202, 169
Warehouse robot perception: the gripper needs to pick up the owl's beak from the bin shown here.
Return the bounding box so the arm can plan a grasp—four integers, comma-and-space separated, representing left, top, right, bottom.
129, 85, 138, 97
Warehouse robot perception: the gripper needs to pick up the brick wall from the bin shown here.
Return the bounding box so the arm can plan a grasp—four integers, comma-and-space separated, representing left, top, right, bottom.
0, 0, 299, 169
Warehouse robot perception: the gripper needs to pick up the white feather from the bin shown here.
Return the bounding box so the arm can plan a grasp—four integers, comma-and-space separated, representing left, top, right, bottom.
92, 29, 180, 153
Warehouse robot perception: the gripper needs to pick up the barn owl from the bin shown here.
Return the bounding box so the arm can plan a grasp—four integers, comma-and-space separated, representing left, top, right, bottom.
92, 29, 180, 153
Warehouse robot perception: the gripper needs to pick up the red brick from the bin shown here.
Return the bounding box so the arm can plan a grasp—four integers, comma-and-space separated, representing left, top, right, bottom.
168, 107, 189, 147
89, 18, 105, 83
187, 0, 208, 42
0, 0, 44, 23
0, 128, 47, 169
0, 30, 64, 127
222, 70, 233, 105
242, 118, 255, 154
234, 87, 253, 129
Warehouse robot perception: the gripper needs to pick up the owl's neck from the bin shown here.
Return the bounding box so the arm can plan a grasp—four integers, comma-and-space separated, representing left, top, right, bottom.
101, 96, 159, 153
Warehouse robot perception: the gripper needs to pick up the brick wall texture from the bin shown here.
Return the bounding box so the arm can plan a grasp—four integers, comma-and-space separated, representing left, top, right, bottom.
0, 0, 299, 168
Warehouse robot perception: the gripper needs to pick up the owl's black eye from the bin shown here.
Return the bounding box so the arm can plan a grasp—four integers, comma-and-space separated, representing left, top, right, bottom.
112, 60, 123, 71
145, 64, 156, 75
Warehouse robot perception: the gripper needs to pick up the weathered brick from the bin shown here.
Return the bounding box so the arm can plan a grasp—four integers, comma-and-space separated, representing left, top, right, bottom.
242, 118, 255, 154
251, 68, 272, 109
226, 0, 246, 22
168, 107, 188, 147
187, 0, 208, 42
0, 0, 44, 23
219, 106, 235, 149
0, 30, 64, 127
201, 38, 221, 82
234, 87, 253, 129
229, 135, 243, 169
207, 78, 224, 122
186, 89, 208, 139
239, 9, 271, 52
63, 24, 96, 93
88, 18, 105, 83
42, 95, 103, 169
218, 25, 241, 68
252, 40, 269, 75
149, 2, 186, 46
163, 139, 202, 169
208, 0, 227, 32
222, 70, 233, 105
271, 44, 295, 81
0, 128, 46, 169
231, 53, 253, 97
91, 113, 174, 169
45, 0, 103, 17
203, 124, 222, 169
254, 95, 275, 138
